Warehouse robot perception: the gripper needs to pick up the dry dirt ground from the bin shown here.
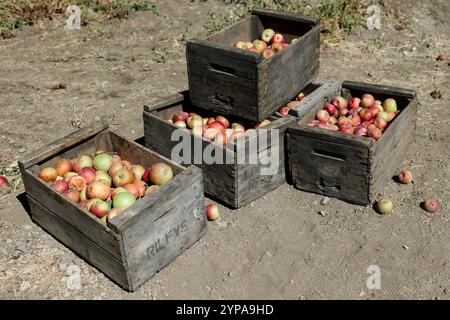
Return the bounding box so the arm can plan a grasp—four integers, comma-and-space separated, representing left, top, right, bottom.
0, 0, 449, 299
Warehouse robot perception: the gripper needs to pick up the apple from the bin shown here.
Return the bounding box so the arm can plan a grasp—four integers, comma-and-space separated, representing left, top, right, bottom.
348, 114, 361, 127
271, 42, 285, 52
262, 47, 276, 59
63, 189, 80, 203
376, 111, 390, 122
108, 162, 125, 177
207, 117, 216, 125
55, 159, 72, 177
316, 110, 330, 122
248, 47, 259, 53
245, 42, 253, 49
150, 162, 174, 186
79, 167, 97, 184
271, 33, 284, 44
68, 175, 86, 191
203, 128, 221, 141
374, 118, 387, 131
361, 93, 375, 108
113, 168, 134, 187
353, 126, 368, 137
93, 153, 113, 172
383, 98, 397, 113
327, 116, 337, 125
422, 198, 439, 213
51, 180, 68, 193
39, 167, 58, 182
297, 92, 305, 101
206, 204, 220, 221
172, 110, 187, 122
89, 199, 110, 218
326, 124, 339, 131
215, 116, 230, 128
375, 100, 382, 106
213, 131, 228, 146
122, 160, 132, 169
130, 165, 145, 181
63, 172, 78, 183
145, 185, 159, 195
398, 170, 413, 184
95, 170, 112, 186
106, 208, 124, 222
112, 191, 136, 210
261, 28, 275, 43
367, 126, 382, 140
209, 121, 226, 132
252, 40, 267, 53
337, 116, 350, 128
123, 183, 140, 198
187, 115, 203, 129
87, 181, 111, 200
234, 41, 247, 49
231, 123, 245, 133
331, 96, 348, 110
369, 105, 380, 117
375, 199, 393, 214
111, 186, 128, 199
324, 104, 338, 117
279, 106, 289, 116
339, 125, 354, 134
386, 111, 396, 122
79, 185, 88, 201
79, 200, 88, 209
192, 126, 203, 137
142, 167, 151, 183
306, 120, 319, 128
174, 121, 187, 129
0, 176, 8, 187
72, 155, 92, 173
339, 108, 349, 117
134, 181, 147, 197
349, 97, 361, 110
359, 108, 373, 121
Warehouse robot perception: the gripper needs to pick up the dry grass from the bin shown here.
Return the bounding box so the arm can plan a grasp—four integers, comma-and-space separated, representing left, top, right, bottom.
0, 0, 158, 38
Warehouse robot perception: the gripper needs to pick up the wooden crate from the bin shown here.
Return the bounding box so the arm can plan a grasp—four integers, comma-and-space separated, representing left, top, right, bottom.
18, 123, 207, 291
286, 80, 418, 205
186, 9, 320, 122
142, 89, 311, 209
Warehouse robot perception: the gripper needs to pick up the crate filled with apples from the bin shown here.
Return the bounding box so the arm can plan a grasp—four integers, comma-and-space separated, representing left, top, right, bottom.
143, 88, 305, 209
187, 9, 320, 122
286, 80, 418, 206
234, 28, 298, 59
19, 123, 207, 291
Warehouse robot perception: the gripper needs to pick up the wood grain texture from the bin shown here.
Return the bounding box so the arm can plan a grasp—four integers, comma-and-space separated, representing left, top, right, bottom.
28, 196, 129, 290
186, 9, 320, 121
287, 80, 417, 205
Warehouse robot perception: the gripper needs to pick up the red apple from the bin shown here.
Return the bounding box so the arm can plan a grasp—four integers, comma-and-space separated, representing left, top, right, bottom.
109, 162, 125, 177
87, 181, 111, 200
353, 126, 368, 137
349, 97, 361, 110
79, 167, 97, 184
172, 110, 187, 122
63, 172, 78, 183
63, 189, 80, 203
297, 92, 305, 101
209, 121, 226, 132
306, 120, 319, 128
206, 204, 220, 221
112, 168, 134, 187
331, 96, 348, 110
123, 183, 140, 198
89, 199, 110, 218
150, 162, 174, 186
367, 126, 382, 140
55, 159, 73, 177
361, 93, 375, 108
422, 198, 439, 213
203, 128, 221, 141
327, 116, 337, 125
324, 104, 338, 117
279, 106, 289, 116
187, 115, 203, 129
271, 42, 285, 52
0, 176, 8, 187
348, 114, 361, 127
339, 125, 355, 134
374, 118, 387, 131
234, 41, 247, 50
339, 108, 349, 117
359, 108, 373, 121
68, 175, 86, 191
337, 116, 350, 128
261, 28, 275, 43
207, 117, 216, 125
369, 105, 380, 117
271, 33, 284, 44
215, 116, 230, 128
316, 110, 330, 122
398, 170, 413, 184
213, 131, 228, 146
386, 111, 396, 122
134, 181, 147, 197
262, 47, 276, 59
39, 167, 58, 182
377, 111, 390, 122
51, 180, 68, 193
72, 155, 93, 173
142, 167, 151, 183
79, 200, 88, 209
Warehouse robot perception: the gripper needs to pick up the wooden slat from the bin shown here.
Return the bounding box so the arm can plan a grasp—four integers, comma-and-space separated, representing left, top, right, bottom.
251, 8, 320, 26
28, 197, 129, 290
342, 80, 417, 99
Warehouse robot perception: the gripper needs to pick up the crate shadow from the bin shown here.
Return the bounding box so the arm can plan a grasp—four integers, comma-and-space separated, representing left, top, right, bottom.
16, 192, 32, 217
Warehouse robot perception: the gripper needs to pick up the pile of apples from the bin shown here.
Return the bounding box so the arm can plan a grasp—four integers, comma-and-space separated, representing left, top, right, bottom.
168, 111, 272, 146
306, 94, 400, 140
234, 29, 298, 59
277, 92, 306, 116
38, 152, 174, 222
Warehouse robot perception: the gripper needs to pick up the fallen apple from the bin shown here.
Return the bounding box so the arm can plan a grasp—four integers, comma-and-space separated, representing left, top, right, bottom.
422, 197, 439, 213
206, 204, 220, 221
375, 199, 393, 214
0, 176, 8, 187
398, 170, 413, 184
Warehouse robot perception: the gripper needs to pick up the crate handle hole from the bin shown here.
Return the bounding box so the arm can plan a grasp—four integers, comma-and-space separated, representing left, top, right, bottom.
312, 148, 346, 162
209, 63, 236, 77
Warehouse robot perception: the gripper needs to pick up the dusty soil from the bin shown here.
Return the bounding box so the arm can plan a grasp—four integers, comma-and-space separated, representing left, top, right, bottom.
0, 0, 449, 299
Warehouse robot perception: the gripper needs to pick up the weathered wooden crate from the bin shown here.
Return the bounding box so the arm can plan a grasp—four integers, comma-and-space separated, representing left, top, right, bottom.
187, 9, 320, 122
18, 123, 207, 291
143, 89, 311, 208
286, 80, 418, 205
